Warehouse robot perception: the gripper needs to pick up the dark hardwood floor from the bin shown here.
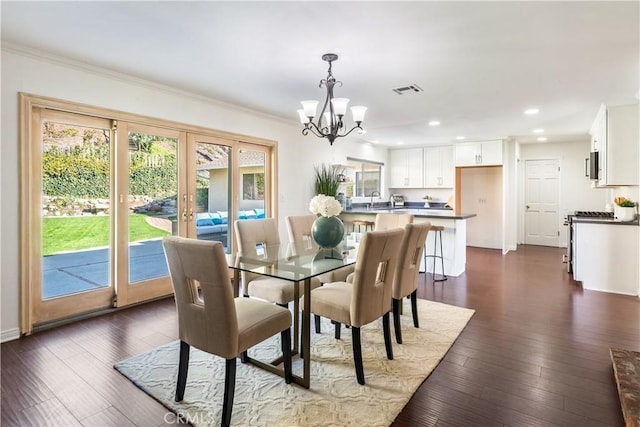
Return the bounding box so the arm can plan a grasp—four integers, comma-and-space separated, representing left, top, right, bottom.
2, 245, 638, 426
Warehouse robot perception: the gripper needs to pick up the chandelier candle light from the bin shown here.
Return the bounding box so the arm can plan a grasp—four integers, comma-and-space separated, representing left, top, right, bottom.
298, 53, 367, 145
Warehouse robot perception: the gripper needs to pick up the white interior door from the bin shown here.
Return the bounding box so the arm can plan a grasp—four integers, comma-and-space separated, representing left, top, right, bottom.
525, 159, 560, 246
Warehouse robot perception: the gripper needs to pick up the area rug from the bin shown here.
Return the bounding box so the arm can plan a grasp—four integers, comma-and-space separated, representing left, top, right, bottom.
115, 299, 474, 427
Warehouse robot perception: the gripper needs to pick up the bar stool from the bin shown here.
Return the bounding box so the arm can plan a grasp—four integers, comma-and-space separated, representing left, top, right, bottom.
351, 220, 374, 233
424, 225, 447, 282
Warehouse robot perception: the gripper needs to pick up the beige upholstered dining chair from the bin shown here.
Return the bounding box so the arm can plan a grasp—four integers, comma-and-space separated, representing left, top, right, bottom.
234, 218, 318, 306
391, 222, 430, 344
309, 228, 404, 385
285, 214, 354, 284
344, 212, 414, 285
285, 214, 355, 335
162, 236, 292, 427
374, 212, 414, 231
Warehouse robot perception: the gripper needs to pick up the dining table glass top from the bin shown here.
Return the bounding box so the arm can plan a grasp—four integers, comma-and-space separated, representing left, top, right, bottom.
228, 236, 358, 282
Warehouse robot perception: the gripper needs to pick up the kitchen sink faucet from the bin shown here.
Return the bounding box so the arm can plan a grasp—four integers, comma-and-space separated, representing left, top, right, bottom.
369, 191, 381, 208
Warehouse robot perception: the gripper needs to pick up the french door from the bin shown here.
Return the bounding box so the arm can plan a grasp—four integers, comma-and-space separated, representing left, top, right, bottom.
114, 123, 185, 306
21, 95, 276, 333
186, 136, 271, 253
28, 109, 117, 325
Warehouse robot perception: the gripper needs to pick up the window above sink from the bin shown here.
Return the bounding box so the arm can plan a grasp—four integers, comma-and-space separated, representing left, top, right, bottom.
343, 157, 384, 198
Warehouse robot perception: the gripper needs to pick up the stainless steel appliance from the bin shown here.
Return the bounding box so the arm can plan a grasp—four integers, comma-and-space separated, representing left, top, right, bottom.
589, 151, 599, 180
391, 194, 405, 207
564, 211, 614, 273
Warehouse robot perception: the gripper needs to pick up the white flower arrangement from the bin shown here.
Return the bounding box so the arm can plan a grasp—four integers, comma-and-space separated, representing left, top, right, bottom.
309, 194, 343, 217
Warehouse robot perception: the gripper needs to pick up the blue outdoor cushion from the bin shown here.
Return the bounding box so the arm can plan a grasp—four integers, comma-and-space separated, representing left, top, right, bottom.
209, 212, 222, 225
238, 211, 247, 220
196, 218, 213, 227
217, 211, 228, 224
254, 208, 265, 218
245, 209, 257, 219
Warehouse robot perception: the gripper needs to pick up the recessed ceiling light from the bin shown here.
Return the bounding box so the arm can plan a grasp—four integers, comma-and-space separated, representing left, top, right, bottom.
455, 136, 465, 140
370, 139, 380, 144
396, 141, 405, 145
525, 108, 539, 115
428, 121, 440, 126
537, 137, 548, 142
533, 128, 544, 134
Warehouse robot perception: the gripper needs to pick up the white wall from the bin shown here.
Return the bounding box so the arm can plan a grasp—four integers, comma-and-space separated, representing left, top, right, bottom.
393, 188, 454, 204
0, 47, 388, 340
503, 138, 519, 253
518, 139, 609, 246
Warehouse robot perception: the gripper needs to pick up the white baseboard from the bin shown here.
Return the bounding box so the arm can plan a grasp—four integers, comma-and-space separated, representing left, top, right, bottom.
1, 328, 20, 343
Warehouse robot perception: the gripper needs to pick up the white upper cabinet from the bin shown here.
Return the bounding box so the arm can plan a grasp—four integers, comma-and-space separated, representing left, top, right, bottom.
455, 140, 503, 166
423, 146, 454, 188
389, 148, 424, 188
590, 103, 639, 186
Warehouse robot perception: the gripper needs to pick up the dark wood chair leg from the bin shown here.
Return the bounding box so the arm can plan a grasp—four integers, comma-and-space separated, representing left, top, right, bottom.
300, 339, 303, 360
383, 312, 394, 360
392, 298, 403, 344
334, 321, 341, 339
281, 328, 292, 384
351, 327, 365, 385
222, 358, 236, 427
175, 340, 190, 402
314, 314, 321, 333
240, 351, 248, 363
410, 290, 419, 328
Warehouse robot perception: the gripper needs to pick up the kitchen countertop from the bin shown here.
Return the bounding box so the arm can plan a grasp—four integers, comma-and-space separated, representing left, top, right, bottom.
572, 217, 639, 226
341, 208, 477, 220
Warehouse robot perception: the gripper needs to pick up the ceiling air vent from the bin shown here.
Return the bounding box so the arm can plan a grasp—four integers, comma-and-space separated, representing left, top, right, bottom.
392, 84, 423, 95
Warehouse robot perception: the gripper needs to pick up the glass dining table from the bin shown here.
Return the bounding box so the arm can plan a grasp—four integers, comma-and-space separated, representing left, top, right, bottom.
227, 237, 358, 389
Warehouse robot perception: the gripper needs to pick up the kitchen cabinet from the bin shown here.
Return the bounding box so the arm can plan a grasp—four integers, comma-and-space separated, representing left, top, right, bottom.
455, 140, 503, 166
590, 103, 639, 186
573, 221, 639, 296
423, 145, 454, 188
389, 148, 423, 188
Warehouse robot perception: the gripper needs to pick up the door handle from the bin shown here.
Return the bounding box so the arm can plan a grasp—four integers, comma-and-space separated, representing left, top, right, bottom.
584, 158, 589, 177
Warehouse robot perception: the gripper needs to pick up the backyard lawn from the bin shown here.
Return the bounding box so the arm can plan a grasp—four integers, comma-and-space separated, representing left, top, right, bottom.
43, 213, 170, 256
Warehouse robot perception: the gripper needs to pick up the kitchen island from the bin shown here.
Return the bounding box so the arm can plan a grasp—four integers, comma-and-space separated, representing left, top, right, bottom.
340, 208, 477, 276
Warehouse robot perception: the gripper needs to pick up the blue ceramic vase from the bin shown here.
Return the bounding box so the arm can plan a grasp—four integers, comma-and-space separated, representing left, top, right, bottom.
311, 216, 345, 248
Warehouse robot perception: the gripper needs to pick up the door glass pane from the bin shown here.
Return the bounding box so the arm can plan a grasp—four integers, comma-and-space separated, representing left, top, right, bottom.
240, 149, 266, 221
195, 143, 231, 253
41, 121, 112, 299
128, 131, 177, 283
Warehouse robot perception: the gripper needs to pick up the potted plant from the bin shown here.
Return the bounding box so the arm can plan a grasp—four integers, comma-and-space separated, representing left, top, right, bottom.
313, 164, 344, 197
614, 197, 637, 221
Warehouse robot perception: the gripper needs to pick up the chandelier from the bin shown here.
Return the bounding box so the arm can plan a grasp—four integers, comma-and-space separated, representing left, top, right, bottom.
297, 53, 367, 146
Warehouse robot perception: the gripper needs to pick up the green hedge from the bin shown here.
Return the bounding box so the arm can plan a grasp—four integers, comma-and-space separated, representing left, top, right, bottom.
43, 149, 177, 199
